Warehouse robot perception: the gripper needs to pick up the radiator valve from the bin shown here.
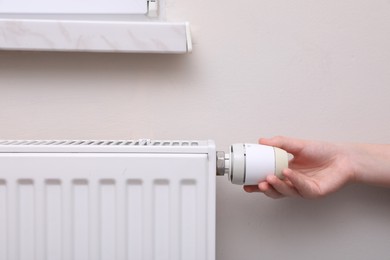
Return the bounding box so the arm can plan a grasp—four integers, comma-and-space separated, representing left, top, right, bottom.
216, 143, 288, 185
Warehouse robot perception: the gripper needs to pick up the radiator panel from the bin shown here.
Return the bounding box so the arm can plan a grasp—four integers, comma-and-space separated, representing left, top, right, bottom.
0, 149, 215, 260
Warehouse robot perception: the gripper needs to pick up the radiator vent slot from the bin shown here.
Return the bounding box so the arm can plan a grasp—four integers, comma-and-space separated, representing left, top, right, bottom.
0, 140, 199, 147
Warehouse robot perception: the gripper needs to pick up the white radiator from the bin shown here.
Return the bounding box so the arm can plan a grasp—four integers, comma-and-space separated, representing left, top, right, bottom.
0, 140, 216, 260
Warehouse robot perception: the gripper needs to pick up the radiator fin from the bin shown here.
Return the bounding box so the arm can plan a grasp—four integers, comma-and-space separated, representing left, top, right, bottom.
18, 179, 36, 260
154, 179, 170, 260
0, 180, 7, 260
100, 179, 117, 260
181, 179, 198, 260
45, 179, 63, 260
127, 180, 144, 260
72, 179, 89, 260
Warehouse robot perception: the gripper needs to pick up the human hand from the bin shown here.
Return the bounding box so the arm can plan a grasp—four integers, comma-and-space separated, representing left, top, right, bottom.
243, 136, 355, 199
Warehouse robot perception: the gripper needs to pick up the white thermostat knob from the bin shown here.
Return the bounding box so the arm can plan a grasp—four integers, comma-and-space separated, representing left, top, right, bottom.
217, 143, 288, 185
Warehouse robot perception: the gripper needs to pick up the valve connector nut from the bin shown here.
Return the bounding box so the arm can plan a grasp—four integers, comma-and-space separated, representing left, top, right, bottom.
216, 151, 226, 176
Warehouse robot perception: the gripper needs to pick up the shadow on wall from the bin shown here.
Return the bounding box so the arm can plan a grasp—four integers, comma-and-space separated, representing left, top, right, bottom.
0, 50, 202, 139
0, 50, 198, 89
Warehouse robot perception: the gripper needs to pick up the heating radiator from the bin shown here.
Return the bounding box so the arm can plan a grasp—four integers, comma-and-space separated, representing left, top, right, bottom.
0, 140, 216, 260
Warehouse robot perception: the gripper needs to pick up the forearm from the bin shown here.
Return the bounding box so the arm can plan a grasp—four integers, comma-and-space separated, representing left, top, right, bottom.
349, 143, 390, 187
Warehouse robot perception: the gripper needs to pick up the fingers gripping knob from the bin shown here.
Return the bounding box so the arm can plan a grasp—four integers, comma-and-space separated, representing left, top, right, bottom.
216, 143, 288, 185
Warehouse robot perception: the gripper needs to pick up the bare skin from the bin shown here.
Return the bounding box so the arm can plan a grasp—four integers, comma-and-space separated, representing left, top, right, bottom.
244, 136, 390, 199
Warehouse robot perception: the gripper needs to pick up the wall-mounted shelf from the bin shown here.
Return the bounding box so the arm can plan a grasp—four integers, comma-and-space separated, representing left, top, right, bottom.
0, 0, 192, 53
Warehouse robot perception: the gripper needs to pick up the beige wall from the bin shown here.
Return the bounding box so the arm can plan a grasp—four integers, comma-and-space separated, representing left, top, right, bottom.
1, 0, 390, 259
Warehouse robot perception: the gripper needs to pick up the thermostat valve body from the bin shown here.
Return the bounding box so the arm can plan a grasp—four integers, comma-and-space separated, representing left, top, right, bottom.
216, 143, 288, 185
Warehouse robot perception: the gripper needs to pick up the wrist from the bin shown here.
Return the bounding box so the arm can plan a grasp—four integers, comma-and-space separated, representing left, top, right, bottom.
338, 143, 360, 184
346, 144, 365, 184
347, 143, 390, 187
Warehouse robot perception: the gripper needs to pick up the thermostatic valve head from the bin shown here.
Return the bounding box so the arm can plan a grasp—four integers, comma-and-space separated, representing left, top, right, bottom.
216, 143, 288, 185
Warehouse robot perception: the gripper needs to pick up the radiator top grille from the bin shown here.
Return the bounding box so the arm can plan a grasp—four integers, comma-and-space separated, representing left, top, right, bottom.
0, 139, 214, 153
0, 139, 200, 147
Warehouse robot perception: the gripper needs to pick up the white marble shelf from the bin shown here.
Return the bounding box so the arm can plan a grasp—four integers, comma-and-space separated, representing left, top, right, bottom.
0, 18, 192, 53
